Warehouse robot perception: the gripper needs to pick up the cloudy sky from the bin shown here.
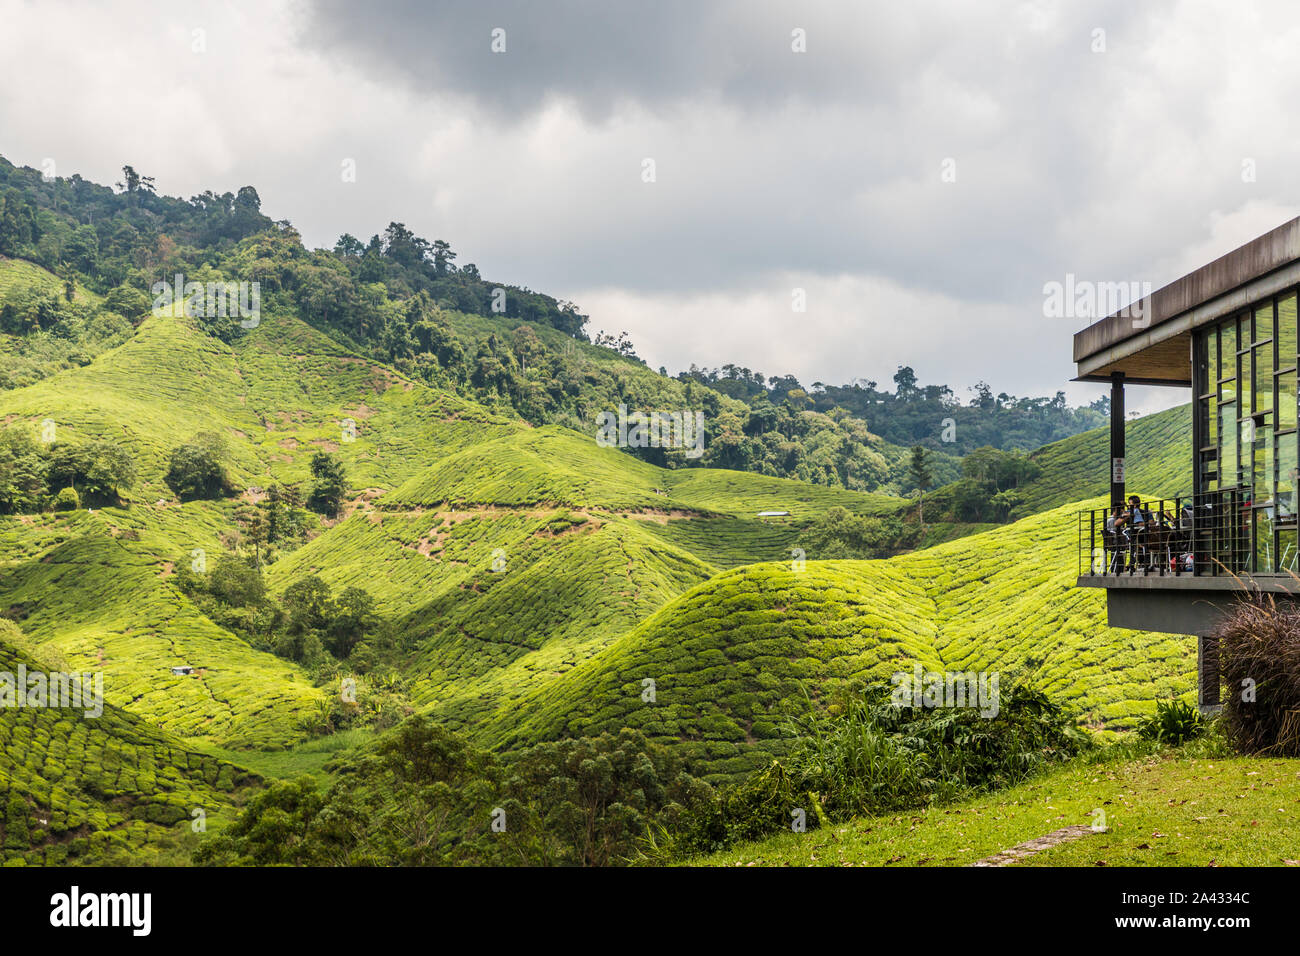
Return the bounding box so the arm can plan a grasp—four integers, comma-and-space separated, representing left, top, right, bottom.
3, 0, 1298, 415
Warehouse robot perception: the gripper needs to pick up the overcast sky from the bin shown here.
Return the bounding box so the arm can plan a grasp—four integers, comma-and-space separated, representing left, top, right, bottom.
3, 0, 1299, 415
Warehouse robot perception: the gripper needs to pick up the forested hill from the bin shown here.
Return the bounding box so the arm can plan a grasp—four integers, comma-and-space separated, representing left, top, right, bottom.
2, 154, 1099, 494
677, 364, 1108, 456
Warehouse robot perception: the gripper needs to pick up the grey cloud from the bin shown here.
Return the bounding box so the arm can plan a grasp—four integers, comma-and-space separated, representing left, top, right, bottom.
297, 0, 1198, 307
301, 0, 904, 120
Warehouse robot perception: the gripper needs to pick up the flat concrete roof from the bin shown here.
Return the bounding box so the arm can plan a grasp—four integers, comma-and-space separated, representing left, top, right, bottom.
1073, 216, 1300, 386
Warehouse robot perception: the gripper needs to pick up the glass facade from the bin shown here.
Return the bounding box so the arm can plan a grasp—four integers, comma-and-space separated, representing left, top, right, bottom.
1196, 291, 1300, 572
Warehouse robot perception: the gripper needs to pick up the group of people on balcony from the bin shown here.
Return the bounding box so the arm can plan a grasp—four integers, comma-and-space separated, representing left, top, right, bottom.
1103, 494, 1196, 574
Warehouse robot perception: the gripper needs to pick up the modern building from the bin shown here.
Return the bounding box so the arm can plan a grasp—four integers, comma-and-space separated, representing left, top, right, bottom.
1073, 217, 1300, 709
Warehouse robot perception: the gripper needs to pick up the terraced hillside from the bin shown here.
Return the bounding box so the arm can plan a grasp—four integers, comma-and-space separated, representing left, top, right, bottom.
268, 428, 916, 738
0, 530, 322, 747
0, 297, 920, 757
0, 629, 260, 866
487, 498, 1193, 781
1017, 403, 1192, 515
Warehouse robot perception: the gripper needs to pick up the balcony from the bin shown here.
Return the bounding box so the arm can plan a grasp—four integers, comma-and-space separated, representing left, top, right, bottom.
1077, 487, 1300, 644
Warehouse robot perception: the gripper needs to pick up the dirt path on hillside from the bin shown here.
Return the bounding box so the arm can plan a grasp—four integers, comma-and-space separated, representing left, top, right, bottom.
968, 825, 1099, 866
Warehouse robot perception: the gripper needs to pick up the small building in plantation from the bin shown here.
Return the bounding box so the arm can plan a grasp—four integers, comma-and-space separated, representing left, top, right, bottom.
170, 665, 195, 676
1073, 216, 1300, 709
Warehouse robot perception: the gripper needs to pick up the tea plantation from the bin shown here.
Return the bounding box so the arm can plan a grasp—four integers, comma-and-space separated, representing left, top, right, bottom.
0, 255, 1206, 863
0, 629, 259, 866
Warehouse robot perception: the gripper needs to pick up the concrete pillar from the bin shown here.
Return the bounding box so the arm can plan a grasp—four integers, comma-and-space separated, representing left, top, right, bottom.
1198, 634, 1221, 711
1110, 372, 1126, 511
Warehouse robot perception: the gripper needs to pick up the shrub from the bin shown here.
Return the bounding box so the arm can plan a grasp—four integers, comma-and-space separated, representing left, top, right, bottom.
46, 440, 135, 503
52, 486, 79, 511
1136, 699, 1203, 745
306, 452, 347, 517
165, 432, 232, 501
796, 506, 914, 559
207, 555, 265, 607
1216, 594, 1300, 756
663, 682, 1088, 858
0, 426, 47, 514
103, 285, 152, 321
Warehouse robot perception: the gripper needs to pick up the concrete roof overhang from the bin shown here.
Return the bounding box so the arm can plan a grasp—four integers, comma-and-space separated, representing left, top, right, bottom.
1073, 216, 1300, 387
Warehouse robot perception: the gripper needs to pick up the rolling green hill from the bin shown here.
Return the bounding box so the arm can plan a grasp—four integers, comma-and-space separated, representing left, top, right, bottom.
0, 628, 260, 866
1017, 403, 1192, 515
0, 164, 1212, 866
486, 498, 1192, 781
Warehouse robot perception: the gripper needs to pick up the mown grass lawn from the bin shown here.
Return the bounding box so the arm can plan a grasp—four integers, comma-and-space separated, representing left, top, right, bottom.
694, 748, 1300, 867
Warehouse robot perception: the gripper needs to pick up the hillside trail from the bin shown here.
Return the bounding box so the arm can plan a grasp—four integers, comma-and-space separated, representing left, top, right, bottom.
968, 824, 1098, 866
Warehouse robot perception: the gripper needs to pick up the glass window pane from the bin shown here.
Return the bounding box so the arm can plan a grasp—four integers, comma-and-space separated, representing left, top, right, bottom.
1255, 510, 1275, 572
1280, 294, 1297, 366
1257, 302, 1274, 344
1279, 527, 1298, 574
1277, 431, 1297, 517
1222, 322, 1238, 376
1256, 345, 1274, 414
1280, 371, 1297, 430
1239, 349, 1252, 415
1254, 421, 1274, 571
1220, 401, 1237, 488
1207, 393, 1218, 446
1207, 327, 1220, 390
1254, 421, 1272, 498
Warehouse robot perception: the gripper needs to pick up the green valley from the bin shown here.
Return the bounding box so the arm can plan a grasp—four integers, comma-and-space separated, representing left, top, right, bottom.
0, 156, 1220, 868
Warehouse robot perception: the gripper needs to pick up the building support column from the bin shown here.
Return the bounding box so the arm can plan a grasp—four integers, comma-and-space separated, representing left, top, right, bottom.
1110, 372, 1126, 511
1198, 634, 1222, 712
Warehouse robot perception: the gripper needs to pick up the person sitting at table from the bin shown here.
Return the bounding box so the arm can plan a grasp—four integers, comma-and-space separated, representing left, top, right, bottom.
1126, 495, 1150, 568
1105, 504, 1128, 572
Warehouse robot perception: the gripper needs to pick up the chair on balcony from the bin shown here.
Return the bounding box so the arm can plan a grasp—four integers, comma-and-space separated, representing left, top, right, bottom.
1102, 526, 1127, 573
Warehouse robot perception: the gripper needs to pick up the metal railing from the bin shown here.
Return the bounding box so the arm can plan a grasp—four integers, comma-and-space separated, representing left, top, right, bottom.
1077, 487, 1253, 579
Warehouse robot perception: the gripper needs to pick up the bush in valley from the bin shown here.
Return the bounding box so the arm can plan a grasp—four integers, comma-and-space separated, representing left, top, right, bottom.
1216, 594, 1300, 756
0, 425, 135, 511
306, 451, 347, 517
46, 439, 136, 505
177, 558, 382, 668
796, 505, 916, 559
52, 486, 79, 511
192, 720, 708, 866
659, 683, 1089, 858
938, 445, 1041, 523
165, 432, 234, 501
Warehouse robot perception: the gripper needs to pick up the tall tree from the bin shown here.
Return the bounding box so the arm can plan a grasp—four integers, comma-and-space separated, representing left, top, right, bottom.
908, 445, 932, 530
